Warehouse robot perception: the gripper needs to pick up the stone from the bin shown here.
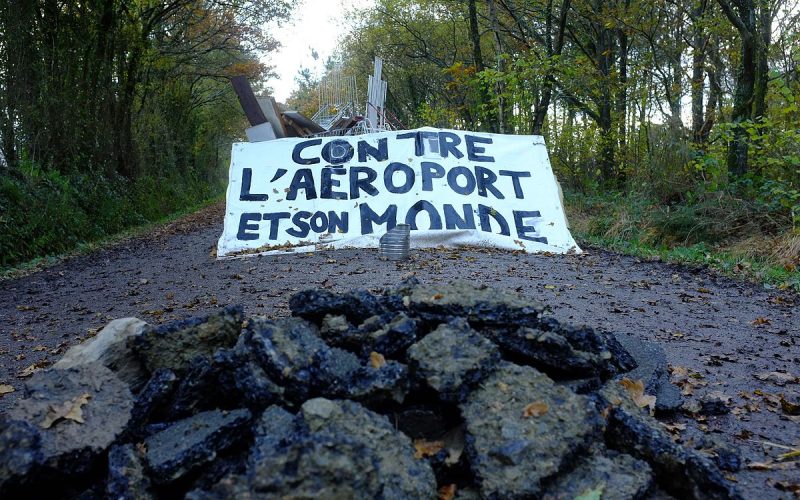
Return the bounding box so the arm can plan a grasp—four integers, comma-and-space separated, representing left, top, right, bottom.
124, 369, 178, 441
7, 364, 133, 476
613, 332, 682, 413
700, 391, 732, 415
248, 424, 383, 498
54, 317, 149, 390
195, 401, 436, 499
289, 288, 387, 324
481, 326, 600, 377
133, 306, 242, 373
460, 363, 602, 498
144, 409, 252, 484
165, 355, 242, 419
599, 382, 742, 499
408, 319, 501, 401
398, 280, 545, 327
364, 313, 419, 357
345, 360, 409, 405
215, 348, 285, 411
107, 444, 153, 499
315, 345, 362, 396
536, 317, 637, 377
556, 377, 602, 394
542, 452, 654, 500
238, 316, 329, 402
298, 398, 437, 499
320, 312, 419, 358
0, 417, 43, 494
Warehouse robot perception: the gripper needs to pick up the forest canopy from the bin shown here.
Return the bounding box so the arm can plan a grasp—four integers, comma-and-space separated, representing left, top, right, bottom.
0, 0, 293, 267
1, 0, 797, 282
286, 0, 798, 280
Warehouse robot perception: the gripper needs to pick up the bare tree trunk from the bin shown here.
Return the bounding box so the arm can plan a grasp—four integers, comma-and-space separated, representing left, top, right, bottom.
532, 0, 571, 135
616, 0, 629, 182
716, 0, 773, 177
487, 0, 506, 133
690, 0, 708, 143
468, 0, 484, 73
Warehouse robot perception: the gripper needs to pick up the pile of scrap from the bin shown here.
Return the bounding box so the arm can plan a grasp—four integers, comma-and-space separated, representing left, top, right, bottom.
231, 76, 363, 141
231, 58, 398, 142
0, 280, 744, 499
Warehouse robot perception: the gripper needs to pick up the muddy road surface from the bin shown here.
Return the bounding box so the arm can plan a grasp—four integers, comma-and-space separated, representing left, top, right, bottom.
1, 202, 798, 498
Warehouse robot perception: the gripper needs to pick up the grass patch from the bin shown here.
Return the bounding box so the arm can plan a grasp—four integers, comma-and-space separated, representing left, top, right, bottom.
566, 191, 800, 292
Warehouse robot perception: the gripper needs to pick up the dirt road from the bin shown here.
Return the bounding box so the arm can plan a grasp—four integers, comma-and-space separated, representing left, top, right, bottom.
1, 201, 798, 498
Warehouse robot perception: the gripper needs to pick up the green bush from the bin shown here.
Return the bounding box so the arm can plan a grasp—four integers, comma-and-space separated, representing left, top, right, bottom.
0, 163, 224, 270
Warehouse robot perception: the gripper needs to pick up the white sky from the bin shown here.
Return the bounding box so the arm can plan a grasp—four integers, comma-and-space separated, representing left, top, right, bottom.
264, 0, 374, 103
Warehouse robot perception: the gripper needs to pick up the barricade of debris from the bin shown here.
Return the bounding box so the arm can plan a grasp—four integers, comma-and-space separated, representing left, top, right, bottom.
232, 57, 402, 143
0, 280, 742, 499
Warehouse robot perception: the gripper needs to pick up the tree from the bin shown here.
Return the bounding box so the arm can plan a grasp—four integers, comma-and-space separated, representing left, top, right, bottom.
715, 0, 777, 177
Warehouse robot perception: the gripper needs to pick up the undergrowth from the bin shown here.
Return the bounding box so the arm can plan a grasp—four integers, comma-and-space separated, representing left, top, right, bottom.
566, 189, 800, 292
0, 162, 225, 271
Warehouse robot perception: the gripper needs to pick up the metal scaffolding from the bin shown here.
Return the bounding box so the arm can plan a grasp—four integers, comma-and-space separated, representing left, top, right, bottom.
311, 68, 360, 131
311, 57, 402, 137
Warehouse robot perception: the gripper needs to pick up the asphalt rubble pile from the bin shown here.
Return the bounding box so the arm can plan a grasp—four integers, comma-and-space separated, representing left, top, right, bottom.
0, 279, 743, 499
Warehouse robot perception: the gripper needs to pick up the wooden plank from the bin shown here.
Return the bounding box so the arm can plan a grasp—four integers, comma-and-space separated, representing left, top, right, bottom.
231, 76, 267, 126
282, 111, 325, 134
257, 96, 288, 138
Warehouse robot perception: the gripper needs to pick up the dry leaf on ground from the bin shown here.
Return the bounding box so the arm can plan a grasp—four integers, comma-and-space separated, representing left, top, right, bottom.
438, 484, 456, 500
413, 439, 444, 459
369, 351, 386, 369
620, 378, 657, 415
522, 401, 549, 418
40, 393, 91, 429
0, 384, 14, 396
18, 361, 48, 378
780, 395, 800, 415
669, 365, 706, 395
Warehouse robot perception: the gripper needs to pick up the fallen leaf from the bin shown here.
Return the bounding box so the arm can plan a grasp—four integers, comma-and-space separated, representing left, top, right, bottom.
751, 317, 771, 326
0, 384, 14, 396
773, 480, 800, 493
369, 352, 386, 369
18, 362, 46, 378
754, 371, 797, 386
660, 422, 686, 434
780, 395, 800, 415
438, 484, 456, 500
40, 393, 91, 429
431, 293, 444, 300
669, 365, 706, 395
414, 439, 444, 459
522, 401, 549, 418
620, 378, 657, 415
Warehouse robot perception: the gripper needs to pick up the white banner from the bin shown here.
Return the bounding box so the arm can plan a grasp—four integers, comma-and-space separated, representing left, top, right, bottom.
217, 127, 580, 257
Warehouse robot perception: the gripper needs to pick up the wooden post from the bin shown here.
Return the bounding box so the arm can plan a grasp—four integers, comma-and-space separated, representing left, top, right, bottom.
231, 76, 267, 126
